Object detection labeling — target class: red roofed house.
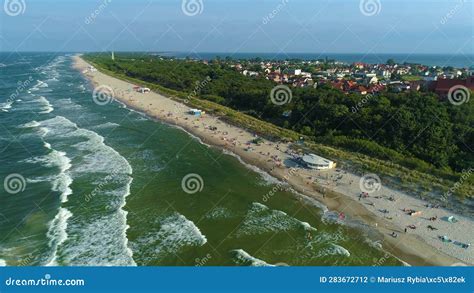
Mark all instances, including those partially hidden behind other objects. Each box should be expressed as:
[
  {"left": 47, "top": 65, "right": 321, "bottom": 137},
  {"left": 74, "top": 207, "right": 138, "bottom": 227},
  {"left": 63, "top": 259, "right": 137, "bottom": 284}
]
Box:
[{"left": 434, "top": 76, "right": 474, "bottom": 97}]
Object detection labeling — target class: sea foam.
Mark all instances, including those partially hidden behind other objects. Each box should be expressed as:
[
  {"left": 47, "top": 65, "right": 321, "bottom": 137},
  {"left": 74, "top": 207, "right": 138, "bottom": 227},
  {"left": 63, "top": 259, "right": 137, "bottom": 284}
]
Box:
[{"left": 231, "top": 249, "right": 274, "bottom": 267}]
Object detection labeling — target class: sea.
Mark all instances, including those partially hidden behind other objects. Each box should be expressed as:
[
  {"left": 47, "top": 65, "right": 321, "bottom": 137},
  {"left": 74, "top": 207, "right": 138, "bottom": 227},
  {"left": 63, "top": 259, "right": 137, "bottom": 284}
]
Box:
[
  {"left": 0, "top": 53, "right": 399, "bottom": 266},
  {"left": 168, "top": 52, "right": 474, "bottom": 68}
]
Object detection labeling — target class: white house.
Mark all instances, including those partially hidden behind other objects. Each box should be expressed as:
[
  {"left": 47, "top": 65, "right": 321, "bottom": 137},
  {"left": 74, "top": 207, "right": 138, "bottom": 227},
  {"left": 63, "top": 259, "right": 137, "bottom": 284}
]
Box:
[
  {"left": 137, "top": 87, "right": 151, "bottom": 93},
  {"left": 287, "top": 69, "right": 302, "bottom": 76},
  {"left": 189, "top": 109, "right": 203, "bottom": 116},
  {"left": 301, "top": 154, "right": 335, "bottom": 170}
]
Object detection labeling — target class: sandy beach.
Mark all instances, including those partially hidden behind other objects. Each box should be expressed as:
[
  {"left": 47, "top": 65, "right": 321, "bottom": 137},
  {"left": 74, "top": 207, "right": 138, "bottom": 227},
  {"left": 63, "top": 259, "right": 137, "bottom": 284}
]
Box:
[{"left": 74, "top": 55, "right": 473, "bottom": 266}]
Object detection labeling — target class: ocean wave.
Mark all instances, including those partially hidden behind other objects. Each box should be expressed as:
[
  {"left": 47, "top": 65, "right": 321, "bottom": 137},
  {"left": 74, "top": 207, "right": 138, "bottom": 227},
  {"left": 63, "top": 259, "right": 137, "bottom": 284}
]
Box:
[
  {"left": 131, "top": 213, "right": 207, "bottom": 261},
  {"left": 39, "top": 106, "right": 54, "bottom": 114},
  {"left": 22, "top": 148, "right": 73, "bottom": 204},
  {"left": 36, "top": 115, "right": 135, "bottom": 266},
  {"left": 234, "top": 202, "right": 317, "bottom": 237},
  {"left": 315, "top": 244, "right": 351, "bottom": 258},
  {"left": 93, "top": 122, "right": 120, "bottom": 129},
  {"left": 19, "top": 121, "right": 40, "bottom": 128},
  {"left": 60, "top": 211, "right": 136, "bottom": 266},
  {"left": 23, "top": 149, "right": 71, "bottom": 173},
  {"left": 45, "top": 208, "right": 73, "bottom": 266},
  {"left": 0, "top": 101, "right": 13, "bottom": 111},
  {"left": 231, "top": 249, "right": 274, "bottom": 267},
  {"left": 204, "top": 206, "right": 233, "bottom": 220},
  {"left": 36, "top": 96, "right": 54, "bottom": 114},
  {"left": 30, "top": 80, "right": 49, "bottom": 91},
  {"left": 38, "top": 116, "right": 132, "bottom": 175}
]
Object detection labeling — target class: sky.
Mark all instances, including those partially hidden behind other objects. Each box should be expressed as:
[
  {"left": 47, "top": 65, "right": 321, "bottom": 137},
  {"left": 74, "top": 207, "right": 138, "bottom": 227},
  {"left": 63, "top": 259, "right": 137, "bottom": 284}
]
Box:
[{"left": 0, "top": 0, "right": 473, "bottom": 55}]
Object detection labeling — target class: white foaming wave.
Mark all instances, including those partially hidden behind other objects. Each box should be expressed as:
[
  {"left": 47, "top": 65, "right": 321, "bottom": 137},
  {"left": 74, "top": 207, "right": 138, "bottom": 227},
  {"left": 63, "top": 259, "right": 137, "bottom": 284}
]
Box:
[
  {"left": 52, "top": 172, "right": 73, "bottom": 203},
  {"left": 0, "top": 101, "right": 13, "bottom": 110},
  {"left": 39, "top": 106, "right": 54, "bottom": 114},
  {"left": 37, "top": 115, "right": 135, "bottom": 266},
  {"left": 55, "top": 99, "right": 82, "bottom": 110},
  {"left": 45, "top": 207, "right": 73, "bottom": 266},
  {"left": 234, "top": 202, "right": 317, "bottom": 237},
  {"left": 231, "top": 249, "right": 274, "bottom": 267},
  {"left": 23, "top": 149, "right": 73, "bottom": 204},
  {"left": 36, "top": 96, "right": 54, "bottom": 114},
  {"left": 204, "top": 206, "right": 233, "bottom": 220},
  {"left": 23, "top": 149, "right": 71, "bottom": 173},
  {"left": 30, "top": 80, "right": 49, "bottom": 91},
  {"left": 93, "top": 122, "right": 120, "bottom": 129},
  {"left": 60, "top": 209, "right": 136, "bottom": 266},
  {"left": 131, "top": 213, "right": 207, "bottom": 260},
  {"left": 315, "top": 244, "right": 351, "bottom": 258},
  {"left": 38, "top": 116, "right": 131, "bottom": 175},
  {"left": 71, "top": 128, "right": 132, "bottom": 175},
  {"left": 38, "top": 116, "right": 75, "bottom": 137},
  {"left": 19, "top": 121, "right": 40, "bottom": 128}
]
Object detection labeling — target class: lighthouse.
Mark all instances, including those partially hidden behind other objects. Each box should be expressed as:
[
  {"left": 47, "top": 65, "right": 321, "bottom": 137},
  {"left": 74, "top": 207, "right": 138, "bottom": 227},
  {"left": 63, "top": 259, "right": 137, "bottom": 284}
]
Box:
[{"left": 111, "top": 51, "right": 115, "bottom": 61}]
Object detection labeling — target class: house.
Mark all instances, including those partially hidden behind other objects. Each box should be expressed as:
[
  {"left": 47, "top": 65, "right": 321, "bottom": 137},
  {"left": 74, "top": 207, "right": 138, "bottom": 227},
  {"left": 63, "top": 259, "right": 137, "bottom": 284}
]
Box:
[
  {"left": 136, "top": 87, "right": 150, "bottom": 93},
  {"left": 353, "top": 62, "right": 365, "bottom": 69},
  {"left": 433, "top": 76, "right": 474, "bottom": 97},
  {"left": 364, "top": 76, "right": 379, "bottom": 86},
  {"left": 300, "top": 154, "right": 335, "bottom": 170},
  {"left": 353, "top": 86, "right": 368, "bottom": 95},
  {"left": 287, "top": 69, "right": 302, "bottom": 76},
  {"left": 189, "top": 109, "right": 203, "bottom": 116}
]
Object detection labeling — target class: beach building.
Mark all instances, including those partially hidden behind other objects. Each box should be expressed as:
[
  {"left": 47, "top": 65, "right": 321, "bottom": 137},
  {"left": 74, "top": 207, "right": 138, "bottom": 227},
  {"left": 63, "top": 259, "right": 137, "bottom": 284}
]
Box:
[
  {"left": 189, "top": 109, "right": 203, "bottom": 116},
  {"left": 300, "top": 154, "right": 335, "bottom": 170},
  {"left": 136, "top": 87, "right": 151, "bottom": 93}
]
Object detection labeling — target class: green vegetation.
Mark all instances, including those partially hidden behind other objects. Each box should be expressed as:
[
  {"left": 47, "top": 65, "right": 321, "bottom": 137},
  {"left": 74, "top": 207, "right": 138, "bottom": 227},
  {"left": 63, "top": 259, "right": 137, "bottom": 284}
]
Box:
[
  {"left": 401, "top": 75, "right": 423, "bottom": 81},
  {"left": 84, "top": 53, "right": 473, "bottom": 199}
]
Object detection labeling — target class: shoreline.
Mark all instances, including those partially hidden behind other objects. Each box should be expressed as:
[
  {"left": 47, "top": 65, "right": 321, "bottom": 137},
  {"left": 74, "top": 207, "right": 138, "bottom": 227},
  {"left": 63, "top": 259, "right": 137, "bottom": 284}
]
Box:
[{"left": 73, "top": 55, "right": 473, "bottom": 266}]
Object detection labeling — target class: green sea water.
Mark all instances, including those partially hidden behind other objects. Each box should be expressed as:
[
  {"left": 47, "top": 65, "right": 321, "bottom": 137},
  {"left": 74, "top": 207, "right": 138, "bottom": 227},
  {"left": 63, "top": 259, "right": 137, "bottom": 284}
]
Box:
[{"left": 0, "top": 53, "right": 400, "bottom": 266}]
